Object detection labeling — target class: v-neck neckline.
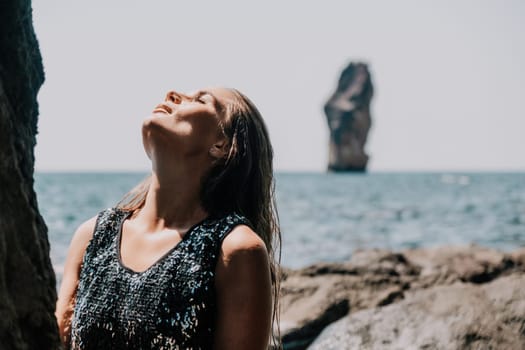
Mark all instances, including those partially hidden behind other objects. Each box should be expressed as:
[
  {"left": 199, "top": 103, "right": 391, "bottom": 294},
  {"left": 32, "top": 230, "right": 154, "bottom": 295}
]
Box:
[{"left": 116, "top": 211, "right": 209, "bottom": 275}]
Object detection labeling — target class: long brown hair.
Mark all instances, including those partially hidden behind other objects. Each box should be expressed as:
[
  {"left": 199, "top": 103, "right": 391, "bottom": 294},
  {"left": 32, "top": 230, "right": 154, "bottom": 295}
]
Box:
[{"left": 117, "top": 88, "right": 282, "bottom": 347}]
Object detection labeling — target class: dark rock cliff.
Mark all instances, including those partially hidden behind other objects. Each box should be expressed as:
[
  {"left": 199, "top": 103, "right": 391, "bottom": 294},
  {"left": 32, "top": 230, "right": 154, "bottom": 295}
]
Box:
[
  {"left": 324, "top": 62, "right": 373, "bottom": 172},
  {"left": 0, "top": 0, "right": 61, "bottom": 348}
]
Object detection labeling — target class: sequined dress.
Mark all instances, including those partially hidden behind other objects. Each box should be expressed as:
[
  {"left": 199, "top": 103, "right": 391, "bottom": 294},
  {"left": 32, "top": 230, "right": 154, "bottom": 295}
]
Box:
[{"left": 70, "top": 208, "right": 250, "bottom": 350}]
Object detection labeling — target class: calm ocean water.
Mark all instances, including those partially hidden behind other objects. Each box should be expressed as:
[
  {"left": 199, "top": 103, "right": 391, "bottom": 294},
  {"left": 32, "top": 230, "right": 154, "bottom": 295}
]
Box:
[{"left": 35, "top": 172, "right": 525, "bottom": 278}]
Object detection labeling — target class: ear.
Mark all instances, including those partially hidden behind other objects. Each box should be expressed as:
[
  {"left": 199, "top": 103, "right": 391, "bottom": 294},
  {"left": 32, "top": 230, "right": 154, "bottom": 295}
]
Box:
[{"left": 209, "top": 139, "right": 228, "bottom": 159}]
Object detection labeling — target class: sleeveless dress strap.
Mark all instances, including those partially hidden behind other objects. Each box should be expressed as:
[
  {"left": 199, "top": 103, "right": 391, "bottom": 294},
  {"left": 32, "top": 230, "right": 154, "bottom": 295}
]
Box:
[
  {"left": 216, "top": 213, "right": 253, "bottom": 244},
  {"left": 84, "top": 208, "right": 130, "bottom": 257}
]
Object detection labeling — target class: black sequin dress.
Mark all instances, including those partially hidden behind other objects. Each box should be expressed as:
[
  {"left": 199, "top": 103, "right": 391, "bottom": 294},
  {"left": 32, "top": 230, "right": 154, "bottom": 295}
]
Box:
[{"left": 70, "top": 208, "right": 250, "bottom": 350}]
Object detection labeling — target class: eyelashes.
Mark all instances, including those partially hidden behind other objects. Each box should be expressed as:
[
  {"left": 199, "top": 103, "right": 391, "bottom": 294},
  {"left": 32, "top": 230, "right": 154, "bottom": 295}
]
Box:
[{"left": 192, "top": 92, "right": 207, "bottom": 104}]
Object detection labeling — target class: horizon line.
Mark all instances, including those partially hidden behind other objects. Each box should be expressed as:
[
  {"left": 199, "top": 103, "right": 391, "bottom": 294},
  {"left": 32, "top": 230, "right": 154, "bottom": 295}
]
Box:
[{"left": 34, "top": 168, "right": 525, "bottom": 174}]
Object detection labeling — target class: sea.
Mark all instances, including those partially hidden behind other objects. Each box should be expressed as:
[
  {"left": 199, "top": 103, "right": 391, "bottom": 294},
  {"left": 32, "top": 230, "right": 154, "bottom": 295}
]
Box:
[{"left": 35, "top": 172, "right": 525, "bottom": 280}]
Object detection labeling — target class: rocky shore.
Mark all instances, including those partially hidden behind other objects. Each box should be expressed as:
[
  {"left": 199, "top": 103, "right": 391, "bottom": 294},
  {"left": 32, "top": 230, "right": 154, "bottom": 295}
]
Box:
[{"left": 279, "top": 245, "right": 525, "bottom": 349}]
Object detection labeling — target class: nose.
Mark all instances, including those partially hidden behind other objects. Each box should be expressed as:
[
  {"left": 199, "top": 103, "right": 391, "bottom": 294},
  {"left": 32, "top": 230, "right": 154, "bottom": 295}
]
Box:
[{"left": 165, "top": 90, "right": 183, "bottom": 104}]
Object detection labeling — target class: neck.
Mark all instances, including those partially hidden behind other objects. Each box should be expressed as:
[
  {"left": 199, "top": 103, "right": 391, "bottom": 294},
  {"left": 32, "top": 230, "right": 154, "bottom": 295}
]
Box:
[{"left": 137, "top": 160, "right": 209, "bottom": 232}]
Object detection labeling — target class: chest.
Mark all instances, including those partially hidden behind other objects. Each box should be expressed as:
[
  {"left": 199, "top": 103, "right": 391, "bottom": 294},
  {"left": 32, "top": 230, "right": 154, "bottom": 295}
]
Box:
[{"left": 118, "top": 225, "right": 187, "bottom": 274}]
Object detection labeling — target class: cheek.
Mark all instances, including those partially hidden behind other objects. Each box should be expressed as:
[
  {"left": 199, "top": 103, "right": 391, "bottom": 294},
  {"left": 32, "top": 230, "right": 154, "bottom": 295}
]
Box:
[
  {"left": 190, "top": 122, "right": 215, "bottom": 139},
  {"left": 186, "top": 114, "right": 222, "bottom": 139}
]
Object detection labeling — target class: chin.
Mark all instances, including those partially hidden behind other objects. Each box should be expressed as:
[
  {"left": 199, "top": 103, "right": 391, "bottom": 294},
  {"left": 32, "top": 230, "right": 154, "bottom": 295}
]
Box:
[
  {"left": 142, "top": 113, "right": 168, "bottom": 133},
  {"left": 143, "top": 111, "right": 163, "bottom": 124}
]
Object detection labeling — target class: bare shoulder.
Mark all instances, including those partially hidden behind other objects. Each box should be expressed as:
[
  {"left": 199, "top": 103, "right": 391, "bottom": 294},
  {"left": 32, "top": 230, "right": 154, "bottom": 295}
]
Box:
[
  {"left": 56, "top": 215, "right": 98, "bottom": 345},
  {"left": 220, "top": 224, "right": 269, "bottom": 263},
  {"left": 59, "top": 215, "right": 98, "bottom": 291},
  {"left": 217, "top": 224, "right": 270, "bottom": 287},
  {"left": 70, "top": 216, "right": 98, "bottom": 252}
]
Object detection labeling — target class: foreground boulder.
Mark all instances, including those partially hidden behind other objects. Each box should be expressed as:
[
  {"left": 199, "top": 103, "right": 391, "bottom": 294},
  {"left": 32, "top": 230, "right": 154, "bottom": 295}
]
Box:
[
  {"left": 0, "top": 0, "right": 60, "bottom": 348},
  {"left": 280, "top": 245, "right": 525, "bottom": 349},
  {"left": 280, "top": 250, "right": 419, "bottom": 349},
  {"left": 309, "top": 274, "right": 525, "bottom": 349},
  {"left": 324, "top": 62, "right": 374, "bottom": 172}
]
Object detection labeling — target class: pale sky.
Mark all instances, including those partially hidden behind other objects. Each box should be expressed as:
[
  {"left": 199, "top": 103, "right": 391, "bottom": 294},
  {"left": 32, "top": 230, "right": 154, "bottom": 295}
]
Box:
[{"left": 32, "top": 1, "right": 525, "bottom": 172}]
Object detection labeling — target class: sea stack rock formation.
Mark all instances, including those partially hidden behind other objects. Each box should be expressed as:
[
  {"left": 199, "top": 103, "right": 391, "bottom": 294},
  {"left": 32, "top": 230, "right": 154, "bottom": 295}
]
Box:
[
  {"left": 324, "top": 62, "right": 373, "bottom": 172},
  {"left": 0, "top": 0, "right": 61, "bottom": 348}
]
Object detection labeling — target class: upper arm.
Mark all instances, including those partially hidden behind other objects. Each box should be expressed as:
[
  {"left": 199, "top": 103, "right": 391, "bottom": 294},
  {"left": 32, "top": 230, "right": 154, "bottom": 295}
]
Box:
[
  {"left": 214, "top": 225, "right": 272, "bottom": 350},
  {"left": 55, "top": 216, "right": 97, "bottom": 345}
]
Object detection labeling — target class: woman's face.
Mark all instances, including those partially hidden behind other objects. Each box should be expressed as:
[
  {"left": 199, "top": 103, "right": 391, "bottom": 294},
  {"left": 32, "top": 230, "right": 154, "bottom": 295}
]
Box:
[{"left": 142, "top": 87, "right": 237, "bottom": 161}]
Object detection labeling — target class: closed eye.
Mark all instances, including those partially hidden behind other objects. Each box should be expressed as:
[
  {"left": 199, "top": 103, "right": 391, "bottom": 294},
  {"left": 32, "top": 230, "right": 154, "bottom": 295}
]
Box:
[
  {"left": 193, "top": 92, "right": 208, "bottom": 104},
  {"left": 190, "top": 90, "right": 221, "bottom": 111}
]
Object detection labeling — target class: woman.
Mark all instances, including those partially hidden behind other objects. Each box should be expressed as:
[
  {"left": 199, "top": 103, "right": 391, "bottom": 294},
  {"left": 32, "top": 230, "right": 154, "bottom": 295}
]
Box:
[{"left": 55, "top": 87, "right": 281, "bottom": 349}]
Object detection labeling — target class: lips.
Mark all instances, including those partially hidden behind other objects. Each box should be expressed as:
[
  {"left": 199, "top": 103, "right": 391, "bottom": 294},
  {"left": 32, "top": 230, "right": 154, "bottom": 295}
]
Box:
[{"left": 153, "top": 103, "right": 172, "bottom": 114}]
